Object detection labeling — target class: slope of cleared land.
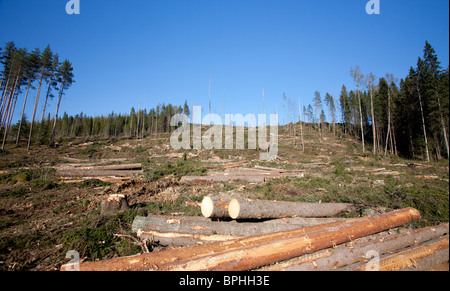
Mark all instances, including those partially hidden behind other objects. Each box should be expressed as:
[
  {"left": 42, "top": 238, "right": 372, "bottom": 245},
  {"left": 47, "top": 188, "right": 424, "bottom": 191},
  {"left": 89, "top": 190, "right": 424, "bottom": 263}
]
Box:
[{"left": 0, "top": 126, "right": 448, "bottom": 270}]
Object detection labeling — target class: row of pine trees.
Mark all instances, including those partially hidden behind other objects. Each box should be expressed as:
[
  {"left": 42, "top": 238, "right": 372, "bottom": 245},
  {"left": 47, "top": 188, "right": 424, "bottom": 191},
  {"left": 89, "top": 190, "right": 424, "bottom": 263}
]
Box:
[
  {"left": 300, "top": 41, "right": 448, "bottom": 161},
  {"left": 0, "top": 41, "right": 74, "bottom": 150}
]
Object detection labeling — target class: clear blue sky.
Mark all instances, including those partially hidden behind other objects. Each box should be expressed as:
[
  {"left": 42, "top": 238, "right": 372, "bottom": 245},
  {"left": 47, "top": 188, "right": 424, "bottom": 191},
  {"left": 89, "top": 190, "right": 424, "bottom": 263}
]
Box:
[{"left": 0, "top": 0, "right": 449, "bottom": 124}]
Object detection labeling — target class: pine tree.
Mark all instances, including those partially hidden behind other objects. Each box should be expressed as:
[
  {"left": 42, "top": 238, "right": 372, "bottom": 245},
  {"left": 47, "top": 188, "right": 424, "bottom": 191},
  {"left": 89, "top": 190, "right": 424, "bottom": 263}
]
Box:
[
  {"left": 350, "top": 66, "right": 365, "bottom": 153},
  {"left": 16, "top": 48, "right": 40, "bottom": 145},
  {"left": 413, "top": 60, "right": 430, "bottom": 161},
  {"left": 50, "top": 59, "right": 74, "bottom": 146},
  {"left": 28, "top": 45, "right": 52, "bottom": 150},
  {"left": 339, "top": 85, "right": 350, "bottom": 134},
  {"left": 366, "top": 72, "right": 377, "bottom": 154},
  {"left": 313, "top": 91, "right": 322, "bottom": 140},
  {"left": 422, "top": 41, "right": 449, "bottom": 159},
  {"left": 38, "top": 52, "right": 59, "bottom": 139}
]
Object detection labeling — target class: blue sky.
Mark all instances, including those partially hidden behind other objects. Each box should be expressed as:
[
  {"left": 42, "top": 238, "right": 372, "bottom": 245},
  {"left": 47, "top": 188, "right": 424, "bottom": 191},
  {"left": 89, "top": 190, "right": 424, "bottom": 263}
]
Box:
[{"left": 0, "top": 0, "right": 449, "bottom": 124}]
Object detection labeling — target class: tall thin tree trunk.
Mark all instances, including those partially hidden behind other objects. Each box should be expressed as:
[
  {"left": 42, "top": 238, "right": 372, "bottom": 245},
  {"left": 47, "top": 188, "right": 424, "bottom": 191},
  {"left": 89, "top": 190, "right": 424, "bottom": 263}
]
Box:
[
  {"left": 392, "top": 122, "right": 398, "bottom": 156},
  {"left": 299, "top": 97, "right": 304, "bottom": 152},
  {"left": 1, "top": 89, "right": 14, "bottom": 150},
  {"left": 435, "top": 91, "right": 449, "bottom": 160},
  {"left": 357, "top": 88, "right": 365, "bottom": 152},
  {"left": 136, "top": 106, "right": 140, "bottom": 137},
  {"left": 50, "top": 82, "right": 65, "bottom": 146},
  {"left": 370, "top": 87, "right": 376, "bottom": 154},
  {"left": 384, "top": 91, "right": 391, "bottom": 156},
  {"left": 416, "top": 84, "right": 430, "bottom": 161},
  {"left": 28, "top": 70, "right": 45, "bottom": 150},
  {"left": 39, "top": 79, "right": 53, "bottom": 138},
  {"left": 16, "top": 72, "right": 33, "bottom": 145},
  {"left": 1, "top": 72, "right": 20, "bottom": 150}
]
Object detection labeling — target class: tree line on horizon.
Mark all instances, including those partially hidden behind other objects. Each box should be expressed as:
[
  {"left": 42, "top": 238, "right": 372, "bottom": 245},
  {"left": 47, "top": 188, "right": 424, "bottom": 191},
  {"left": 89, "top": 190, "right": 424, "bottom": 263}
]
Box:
[
  {"left": 0, "top": 41, "right": 74, "bottom": 150},
  {"left": 298, "top": 41, "right": 448, "bottom": 161},
  {"left": 1, "top": 41, "right": 448, "bottom": 162}
]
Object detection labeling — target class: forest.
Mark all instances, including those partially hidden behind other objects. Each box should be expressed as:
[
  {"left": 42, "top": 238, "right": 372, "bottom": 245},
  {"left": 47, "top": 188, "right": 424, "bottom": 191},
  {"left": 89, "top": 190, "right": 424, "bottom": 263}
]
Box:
[{"left": 0, "top": 40, "right": 448, "bottom": 162}]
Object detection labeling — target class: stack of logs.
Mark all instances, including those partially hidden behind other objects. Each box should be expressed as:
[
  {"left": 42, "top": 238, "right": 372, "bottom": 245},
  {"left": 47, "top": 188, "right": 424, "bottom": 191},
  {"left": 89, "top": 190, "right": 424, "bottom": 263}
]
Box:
[{"left": 61, "top": 197, "right": 449, "bottom": 271}]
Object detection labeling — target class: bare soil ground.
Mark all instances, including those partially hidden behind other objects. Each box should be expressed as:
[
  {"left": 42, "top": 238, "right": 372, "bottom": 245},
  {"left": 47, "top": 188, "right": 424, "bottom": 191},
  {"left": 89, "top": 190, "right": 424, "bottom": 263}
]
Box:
[{"left": 0, "top": 128, "right": 448, "bottom": 270}]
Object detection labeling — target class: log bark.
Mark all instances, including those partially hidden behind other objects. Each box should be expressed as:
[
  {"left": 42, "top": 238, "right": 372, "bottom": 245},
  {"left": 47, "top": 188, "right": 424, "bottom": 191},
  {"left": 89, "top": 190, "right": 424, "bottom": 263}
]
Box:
[
  {"left": 201, "top": 196, "right": 232, "bottom": 219},
  {"left": 181, "top": 167, "right": 304, "bottom": 183},
  {"left": 56, "top": 169, "right": 142, "bottom": 178},
  {"left": 158, "top": 208, "right": 421, "bottom": 271},
  {"left": 59, "top": 163, "right": 142, "bottom": 171},
  {"left": 181, "top": 175, "right": 265, "bottom": 183},
  {"left": 132, "top": 214, "right": 348, "bottom": 246},
  {"left": 137, "top": 230, "right": 238, "bottom": 246},
  {"left": 228, "top": 198, "right": 352, "bottom": 219},
  {"left": 339, "top": 236, "right": 449, "bottom": 271},
  {"left": 64, "top": 214, "right": 350, "bottom": 271},
  {"left": 261, "top": 223, "right": 449, "bottom": 271}
]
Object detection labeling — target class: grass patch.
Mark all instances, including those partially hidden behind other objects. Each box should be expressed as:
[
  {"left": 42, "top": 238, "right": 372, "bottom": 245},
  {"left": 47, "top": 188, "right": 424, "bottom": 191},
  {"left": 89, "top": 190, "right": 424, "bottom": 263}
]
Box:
[{"left": 144, "top": 156, "right": 207, "bottom": 181}]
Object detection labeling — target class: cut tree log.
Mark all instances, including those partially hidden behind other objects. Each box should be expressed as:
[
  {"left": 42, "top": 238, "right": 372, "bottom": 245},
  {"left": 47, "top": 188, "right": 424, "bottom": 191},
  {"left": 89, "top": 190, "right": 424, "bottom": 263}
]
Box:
[
  {"left": 137, "top": 230, "right": 239, "bottom": 246},
  {"left": 56, "top": 169, "right": 142, "bottom": 178},
  {"left": 181, "top": 175, "right": 265, "bottom": 183},
  {"left": 181, "top": 167, "right": 304, "bottom": 183},
  {"left": 228, "top": 198, "right": 352, "bottom": 219},
  {"left": 63, "top": 214, "right": 351, "bottom": 271},
  {"left": 132, "top": 214, "right": 348, "bottom": 246},
  {"left": 201, "top": 196, "right": 233, "bottom": 219},
  {"left": 260, "top": 223, "right": 449, "bottom": 271},
  {"left": 338, "top": 236, "right": 449, "bottom": 271},
  {"left": 100, "top": 194, "right": 129, "bottom": 215},
  {"left": 57, "top": 163, "right": 142, "bottom": 171},
  {"left": 157, "top": 208, "right": 421, "bottom": 271}
]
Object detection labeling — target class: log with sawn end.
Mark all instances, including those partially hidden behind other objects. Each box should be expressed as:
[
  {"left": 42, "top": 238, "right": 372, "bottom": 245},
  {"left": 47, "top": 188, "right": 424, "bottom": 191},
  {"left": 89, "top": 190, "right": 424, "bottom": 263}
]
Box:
[
  {"left": 201, "top": 196, "right": 233, "bottom": 219},
  {"left": 228, "top": 198, "right": 352, "bottom": 219}
]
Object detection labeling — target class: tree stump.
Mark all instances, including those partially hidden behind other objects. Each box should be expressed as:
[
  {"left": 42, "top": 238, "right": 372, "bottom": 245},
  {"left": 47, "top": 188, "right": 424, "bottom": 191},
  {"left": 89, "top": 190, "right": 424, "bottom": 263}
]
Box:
[{"left": 101, "top": 194, "right": 129, "bottom": 215}]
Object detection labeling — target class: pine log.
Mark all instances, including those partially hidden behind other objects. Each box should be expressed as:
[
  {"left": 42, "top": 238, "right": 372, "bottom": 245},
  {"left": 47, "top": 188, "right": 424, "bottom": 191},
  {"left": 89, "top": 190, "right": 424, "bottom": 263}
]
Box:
[
  {"left": 132, "top": 214, "right": 349, "bottom": 246},
  {"left": 56, "top": 169, "right": 142, "bottom": 177},
  {"left": 228, "top": 198, "right": 352, "bottom": 219},
  {"left": 260, "top": 223, "right": 449, "bottom": 271},
  {"left": 339, "top": 236, "right": 449, "bottom": 271},
  {"left": 58, "top": 163, "right": 142, "bottom": 171},
  {"left": 158, "top": 208, "right": 421, "bottom": 271},
  {"left": 263, "top": 217, "right": 348, "bottom": 226},
  {"left": 63, "top": 214, "right": 350, "bottom": 271},
  {"left": 137, "top": 230, "right": 238, "bottom": 246},
  {"left": 201, "top": 196, "right": 233, "bottom": 219},
  {"left": 181, "top": 175, "right": 266, "bottom": 183}
]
